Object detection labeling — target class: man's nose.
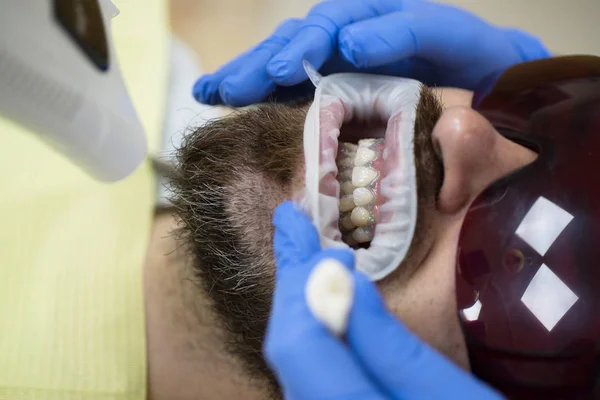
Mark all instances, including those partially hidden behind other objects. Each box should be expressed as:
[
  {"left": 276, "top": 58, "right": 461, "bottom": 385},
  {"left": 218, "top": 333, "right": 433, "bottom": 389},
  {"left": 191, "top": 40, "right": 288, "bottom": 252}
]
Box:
[{"left": 432, "top": 106, "right": 537, "bottom": 214}]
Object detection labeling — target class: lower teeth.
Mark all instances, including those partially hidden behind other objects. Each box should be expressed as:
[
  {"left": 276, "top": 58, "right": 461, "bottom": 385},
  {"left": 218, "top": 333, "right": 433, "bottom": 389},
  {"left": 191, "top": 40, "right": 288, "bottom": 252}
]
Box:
[
  {"left": 353, "top": 187, "right": 373, "bottom": 206},
  {"left": 336, "top": 138, "right": 384, "bottom": 247},
  {"left": 350, "top": 207, "right": 371, "bottom": 227},
  {"left": 352, "top": 227, "right": 373, "bottom": 243}
]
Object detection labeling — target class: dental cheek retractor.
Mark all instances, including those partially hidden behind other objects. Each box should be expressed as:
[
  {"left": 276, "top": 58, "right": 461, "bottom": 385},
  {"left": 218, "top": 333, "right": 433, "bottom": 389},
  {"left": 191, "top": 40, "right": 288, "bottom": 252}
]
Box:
[
  {"left": 302, "top": 62, "right": 422, "bottom": 282},
  {"left": 302, "top": 63, "right": 422, "bottom": 335}
]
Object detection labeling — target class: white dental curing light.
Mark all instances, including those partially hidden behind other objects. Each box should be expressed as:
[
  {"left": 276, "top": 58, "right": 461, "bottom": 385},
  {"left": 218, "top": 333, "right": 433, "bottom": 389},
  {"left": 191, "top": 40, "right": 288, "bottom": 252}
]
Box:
[{"left": 0, "top": 0, "right": 147, "bottom": 181}]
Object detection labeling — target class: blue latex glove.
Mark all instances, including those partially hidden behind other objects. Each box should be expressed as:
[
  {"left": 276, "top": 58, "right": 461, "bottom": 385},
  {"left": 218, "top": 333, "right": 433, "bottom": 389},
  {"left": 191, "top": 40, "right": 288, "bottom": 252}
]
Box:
[
  {"left": 193, "top": 0, "right": 550, "bottom": 106},
  {"left": 265, "top": 201, "right": 504, "bottom": 400}
]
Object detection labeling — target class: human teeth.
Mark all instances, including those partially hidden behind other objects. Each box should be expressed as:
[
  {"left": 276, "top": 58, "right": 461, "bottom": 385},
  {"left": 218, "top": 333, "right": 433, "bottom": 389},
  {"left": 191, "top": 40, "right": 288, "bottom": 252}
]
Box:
[
  {"left": 340, "top": 181, "right": 356, "bottom": 195},
  {"left": 352, "top": 227, "right": 373, "bottom": 243},
  {"left": 354, "top": 147, "right": 375, "bottom": 166},
  {"left": 336, "top": 140, "right": 382, "bottom": 248},
  {"left": 350, "top": 207, "right": 371, "bottom": 227},
  {"left": 338, "top": 157, "right": 354, "bottom": 168},
  {"left": 352, "top": 167, "right": 377, "bottom": 187},
  {"left": 341, "top": 142, "right": 358, "bottom": 152},
  {"left": 339, "top": 195, "right": 355, "bottom": 212},
  {"left": 338, "top": 168, "right": 353, "bottom": 180},
  {"left": 344, "top": 233, "right": 358, "bottom": 247},
  {"left": 340, "top": 215, "right": 354, "bottom": 230},
  {"left": 360, "top": 138, "right": 376, "bottom": 146},
  {"left": 353, "top": 187, "right": 374, "bottom": 206}
]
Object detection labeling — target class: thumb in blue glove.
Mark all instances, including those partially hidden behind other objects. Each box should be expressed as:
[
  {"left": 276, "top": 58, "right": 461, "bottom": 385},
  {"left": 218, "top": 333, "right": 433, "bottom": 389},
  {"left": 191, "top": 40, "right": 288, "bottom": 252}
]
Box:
[{"left": 265, "top": 201, "right": 504, "bottom": 399}]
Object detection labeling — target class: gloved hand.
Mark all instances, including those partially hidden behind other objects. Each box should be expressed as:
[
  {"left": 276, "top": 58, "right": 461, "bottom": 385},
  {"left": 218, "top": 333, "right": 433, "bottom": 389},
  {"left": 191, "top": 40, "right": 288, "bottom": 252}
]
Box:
[
  {"left": 265, "top": 201, "right": 504, "bottom": 399},
  {"left": 193, "top": 0, "right": 550, "bottom": 107}
]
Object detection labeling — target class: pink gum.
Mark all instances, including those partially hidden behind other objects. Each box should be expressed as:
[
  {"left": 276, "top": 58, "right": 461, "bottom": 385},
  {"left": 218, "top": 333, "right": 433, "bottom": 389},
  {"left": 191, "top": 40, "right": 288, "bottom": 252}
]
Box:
[
  {"left": 369, "top": 140, "right": 385, "bottom": 225},
  {"left": 318, "top": 99, "right": 346, "bottom": 241},
  {"left": 318, "top": 99, "right": 345, "bottom": 199}
]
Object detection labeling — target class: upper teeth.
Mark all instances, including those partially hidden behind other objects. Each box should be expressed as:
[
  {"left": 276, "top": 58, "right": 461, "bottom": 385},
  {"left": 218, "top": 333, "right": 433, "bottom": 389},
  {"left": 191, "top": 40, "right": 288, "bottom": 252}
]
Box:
[
  {"left": 350, "top": 206, "right": 371, "bottom": 227},
  {"left": 339, "top": 195, "right": 356, "bottom": 212},
  {"left": 352, "top": 167, "right": 377, "bottom": 187},
  {"left": 353, "top": 187, "right": 374, "bottom": 206},
  {"left": 339, "top": 168, "right": 353, "bottom": 180},
  {"left": 340, "top": 181, "right": 356, "bottom": 195},
  {"left": 341, "top": 142, "right": 359, "bottom": 152},
  {"left": 354, "top": 147, "right": 376, "bottom": 166},
  {"left": 360, "top": 138, "right": 376, "bottom": 146},
  {"left": 335, "top": 138, "right": 384, "bottom": 248},
  {"left": 338, "top": 157, "right": 354, "bottom": 168}
]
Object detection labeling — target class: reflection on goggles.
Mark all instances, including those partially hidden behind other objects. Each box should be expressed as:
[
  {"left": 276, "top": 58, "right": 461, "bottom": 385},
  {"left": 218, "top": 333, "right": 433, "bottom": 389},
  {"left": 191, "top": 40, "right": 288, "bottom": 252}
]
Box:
[{"left": 457, "top": 56, "right": 600, "bottom": 399}]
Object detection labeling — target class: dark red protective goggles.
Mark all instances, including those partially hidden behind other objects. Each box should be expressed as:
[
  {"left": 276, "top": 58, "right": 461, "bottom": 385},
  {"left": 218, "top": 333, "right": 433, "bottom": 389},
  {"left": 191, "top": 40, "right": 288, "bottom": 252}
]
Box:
[{"left": 456, "top": 56, "right": 600, "bottom": 399}]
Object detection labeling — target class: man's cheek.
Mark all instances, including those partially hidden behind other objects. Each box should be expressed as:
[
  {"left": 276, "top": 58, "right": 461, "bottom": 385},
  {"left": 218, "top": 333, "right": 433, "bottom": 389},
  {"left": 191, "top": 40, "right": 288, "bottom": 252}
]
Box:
[{"left": 377, "top": 257, "right": 469, "bottom": 369}]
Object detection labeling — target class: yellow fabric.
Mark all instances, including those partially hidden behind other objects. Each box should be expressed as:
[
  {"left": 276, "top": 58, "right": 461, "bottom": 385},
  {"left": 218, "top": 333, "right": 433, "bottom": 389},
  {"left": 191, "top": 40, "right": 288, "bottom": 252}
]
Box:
[{"left": 0, "top": 1, "right": 169, "bottom": 399}]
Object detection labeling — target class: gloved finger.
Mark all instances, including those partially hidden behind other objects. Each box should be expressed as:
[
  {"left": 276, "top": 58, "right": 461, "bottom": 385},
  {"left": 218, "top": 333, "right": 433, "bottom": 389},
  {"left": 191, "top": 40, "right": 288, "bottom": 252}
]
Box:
[
  {"left": 266, "top": 0, "right": 397, "bottom": 85},
  {"left": 272, "top": 201, "right": 354, "bottom": 294},
  {"left": 266, "top": 26, "right": 332, "bottom": 86},
  {"left": 218, "top": 49, "right": 278, "bottom": 106},
  {"left": 347, "top": 272, "right": 503, "bottom": 399},
  {"left": 272, "top": 201, "right": 321, "bottom": 276},
  {"left": 336, "top": 2, "right": 470, "bottom": 68},
  {"left": 194, "top": 18, "right": 302, "bottom": 106},
  {"left": 339, "top": 2, "right": 501, "bottom": 66},
  {"left": 267, "top": 56, "right": 425, "bottom": 103},
  {"left": 265, "top": 298, "right": 385, "bottom": 400},
  {"left": 265, "top": 247, "right": 381, "bottom": 399},
  {"left": 317, "top": 55, "right": 438, "bottom": 86},
  {"left": 500, "top": 27, "right": 551, "bottom": 60},
  {"left": 192, "top": 49, "right": 252, "bottom": 105},
  {"left": 338, "top": 12, "right": 418, "bottom": 68},
  {"left": 219, "top": 18, "right": 303, "bottom": 106},
  {"left": 274, "top": 247, "right": 355, "bottom": 303},
  {"left": 266, "top": 79, "right": 316, "bottom": 103}
]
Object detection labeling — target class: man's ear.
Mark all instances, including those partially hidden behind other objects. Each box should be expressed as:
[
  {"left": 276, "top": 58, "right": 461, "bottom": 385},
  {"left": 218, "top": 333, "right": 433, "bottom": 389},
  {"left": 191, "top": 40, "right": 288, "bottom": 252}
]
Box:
[{"left": 432, "top": 106, "right": 537, "bottom": 215}]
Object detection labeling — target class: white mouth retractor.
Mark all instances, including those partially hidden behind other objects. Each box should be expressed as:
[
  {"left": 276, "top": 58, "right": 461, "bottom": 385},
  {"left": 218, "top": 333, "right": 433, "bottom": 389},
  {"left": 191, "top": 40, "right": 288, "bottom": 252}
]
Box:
[{"left": 302, "top": 62, "right": 422, "bottom": 281}]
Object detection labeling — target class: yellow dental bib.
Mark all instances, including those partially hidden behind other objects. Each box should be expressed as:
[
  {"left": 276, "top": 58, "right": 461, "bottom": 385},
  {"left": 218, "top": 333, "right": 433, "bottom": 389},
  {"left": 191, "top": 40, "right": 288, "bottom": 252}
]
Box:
[{"left": 0, "top": 1, "right": 168, "bottom": 398}]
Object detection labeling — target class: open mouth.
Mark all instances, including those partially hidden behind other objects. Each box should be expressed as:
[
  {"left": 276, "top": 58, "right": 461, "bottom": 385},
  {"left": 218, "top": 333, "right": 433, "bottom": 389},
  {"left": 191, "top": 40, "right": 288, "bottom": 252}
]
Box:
[{"left": 303, "top": 73, "right": 422, "bottom": 280}]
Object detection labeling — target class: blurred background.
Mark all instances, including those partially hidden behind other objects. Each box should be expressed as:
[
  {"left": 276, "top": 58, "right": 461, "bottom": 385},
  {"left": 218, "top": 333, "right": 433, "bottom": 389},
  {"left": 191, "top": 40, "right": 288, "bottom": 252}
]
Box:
[
  {"left": 171, "top": 0, "right": 600, "bottom": 73},
  {"left": 1, "top": 3, "right": 598, "bottom": 398}
]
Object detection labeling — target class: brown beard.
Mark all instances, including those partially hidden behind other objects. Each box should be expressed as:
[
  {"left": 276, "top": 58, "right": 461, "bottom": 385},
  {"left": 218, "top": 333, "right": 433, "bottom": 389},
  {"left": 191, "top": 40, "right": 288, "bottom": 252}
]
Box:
[{"left": 170, "top": 85, "right": 443, "bottom": 397}]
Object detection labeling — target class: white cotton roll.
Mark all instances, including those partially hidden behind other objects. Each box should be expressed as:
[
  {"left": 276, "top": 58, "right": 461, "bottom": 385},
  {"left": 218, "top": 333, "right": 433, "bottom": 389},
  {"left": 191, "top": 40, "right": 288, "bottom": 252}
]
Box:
[{"left": 305, "top": 258, "right": 354, "bottom": 336}]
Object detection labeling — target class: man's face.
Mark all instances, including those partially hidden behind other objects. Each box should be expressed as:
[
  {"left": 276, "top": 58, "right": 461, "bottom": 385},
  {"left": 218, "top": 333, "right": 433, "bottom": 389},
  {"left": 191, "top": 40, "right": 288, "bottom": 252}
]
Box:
[{"left": 171, "top": 85, "right": 537, "bottom": 388}]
